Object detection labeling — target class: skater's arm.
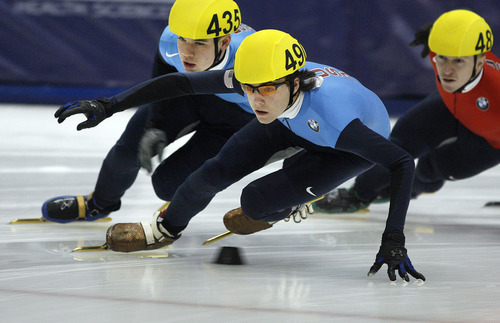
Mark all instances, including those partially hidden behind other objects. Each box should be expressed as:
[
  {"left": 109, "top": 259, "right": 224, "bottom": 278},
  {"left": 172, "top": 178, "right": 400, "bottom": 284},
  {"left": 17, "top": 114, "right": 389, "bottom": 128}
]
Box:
[
  {"left": 336, "top": 119, "right": 425, "bottom": 283},
  {"left": 111, "top": 69, "right": 242, "bottom": 112},
  {"left": 55, "top": 70, "right": 243, "bottom": 130},
  {"left": 110, "top": 73, "right": 195, "bottom": 112},
  {"left": 335, "top": 119, "right": 415, "bottom": 233},
  {"left": 113, "top": 69, "right": 241, "bottom": 112}
]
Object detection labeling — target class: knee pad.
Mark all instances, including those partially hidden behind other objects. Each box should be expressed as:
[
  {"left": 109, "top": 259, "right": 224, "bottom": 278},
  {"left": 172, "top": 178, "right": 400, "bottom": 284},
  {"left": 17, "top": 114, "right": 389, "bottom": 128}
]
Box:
[
  {"left": 240, "top": 184, "right": 265, "bottom": 220},
  {"left": 416, "top": 154, "right": 443, "bottom": 183},
  {"left": 241, "top": 184, "right": 291, "bottom": 222},
  {"left": 414, "top": 155, "right": 445, "bottom": 195},
  {"left": 151, "top": 168, "right": 176, "bottom": 201}
]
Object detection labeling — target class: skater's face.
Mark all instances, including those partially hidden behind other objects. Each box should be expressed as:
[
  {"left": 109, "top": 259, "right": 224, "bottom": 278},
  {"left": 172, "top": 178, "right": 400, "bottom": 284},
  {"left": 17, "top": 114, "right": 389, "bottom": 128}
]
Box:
[
  {"left": 177, "top": 35, "right": 231, "bottom": 72},
  {"left": 434, "top": 54, "right": 485, "bottom": 92},
  {"left": 242, "top": 77, "right": 300, "bottom": 124}
]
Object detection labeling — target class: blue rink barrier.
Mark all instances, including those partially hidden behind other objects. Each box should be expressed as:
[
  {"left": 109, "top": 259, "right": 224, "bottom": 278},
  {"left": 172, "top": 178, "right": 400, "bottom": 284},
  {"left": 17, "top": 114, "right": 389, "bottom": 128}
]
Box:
[
  {"left": 0, "top": 84, "right": 126, "bottom": 105},
  {"left": 1, "top": 0, "right": 498, "bottom": 106}
]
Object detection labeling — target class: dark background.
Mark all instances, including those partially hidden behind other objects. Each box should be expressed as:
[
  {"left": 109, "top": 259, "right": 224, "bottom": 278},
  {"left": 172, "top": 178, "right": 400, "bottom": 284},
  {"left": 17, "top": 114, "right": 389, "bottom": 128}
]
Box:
[{"left": 1, "top": 0, "right": 498, "bottom": 114}]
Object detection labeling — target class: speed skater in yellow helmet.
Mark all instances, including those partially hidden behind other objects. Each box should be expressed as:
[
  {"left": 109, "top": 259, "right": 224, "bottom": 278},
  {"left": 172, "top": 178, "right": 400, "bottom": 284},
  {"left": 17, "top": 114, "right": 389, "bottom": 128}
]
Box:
[
  {"left": 235, "top": 29, "right": 310, "bottom": 107},
  {"left": 234, "top": 29, "right": 306, "bottom": 84},
  {"left": 169, "top": 0, "right": 242, "bottom": 70},
  {"left": 428, "top": 9, "right": 493, "bottom": 57},
  {"left": 428, "top": 9, "right": 493, "bottom": 93},
  {"left": 169, "top": 0, "right": 241, "bottom": 39}
]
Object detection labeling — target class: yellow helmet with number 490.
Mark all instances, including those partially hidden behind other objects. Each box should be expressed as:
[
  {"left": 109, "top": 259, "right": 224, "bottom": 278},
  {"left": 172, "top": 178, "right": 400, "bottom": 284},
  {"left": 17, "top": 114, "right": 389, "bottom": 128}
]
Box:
[
  {"left": 169, "top": 0, "right": 241, "bottom": 39},
  {"left": 235, "top": 29, "right": 307, "bottom": 84},
  {"left": 428, "top": 9, "right": 493, "bottom": 57}
]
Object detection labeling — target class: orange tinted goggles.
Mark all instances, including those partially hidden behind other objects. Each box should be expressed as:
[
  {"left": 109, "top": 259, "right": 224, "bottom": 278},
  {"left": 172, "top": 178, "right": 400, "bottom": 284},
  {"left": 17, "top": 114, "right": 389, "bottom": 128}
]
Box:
[{"left": 241, "top": 80, "right": 288, "bottom": 96}]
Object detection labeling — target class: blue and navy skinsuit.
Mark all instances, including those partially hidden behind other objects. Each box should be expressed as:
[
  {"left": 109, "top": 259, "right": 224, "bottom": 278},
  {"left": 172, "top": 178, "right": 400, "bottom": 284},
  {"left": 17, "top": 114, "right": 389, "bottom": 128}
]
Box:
[
  {"left": 108, "top": 61, "right": 415, "bottom": 236},
  {"left": 92, "top": 24, "right": 255, "bottom": 211}
]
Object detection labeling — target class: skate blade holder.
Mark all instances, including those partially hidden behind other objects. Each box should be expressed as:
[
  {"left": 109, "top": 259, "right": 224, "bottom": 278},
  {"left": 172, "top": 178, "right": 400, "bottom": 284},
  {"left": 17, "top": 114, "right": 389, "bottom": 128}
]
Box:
[
  {"left": 71, "top": 202, "right": 173, "bottom": 253},
  {"left": 202, "top": 231, "right": 235, "bottom": 246},
  {"left": 72, "top": 244, "right": 110, "bottom": 252},
  {"left": 8, "top": 217, "right": 113, "bottom": 224},
  {"left": 202, "top": 195, "right": 325, "bottom": 246},
  {"left": 71, "top": 243, "right": 170, "bottom": 253}
]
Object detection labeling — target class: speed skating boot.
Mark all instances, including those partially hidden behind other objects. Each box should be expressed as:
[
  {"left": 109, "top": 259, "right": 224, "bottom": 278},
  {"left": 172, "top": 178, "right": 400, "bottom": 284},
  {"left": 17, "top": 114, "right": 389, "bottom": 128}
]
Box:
[
  {"left": 313, "top": 188, "right": 372, "bottom": 213},
  {"left": 106, "top": 203, "right": 179, "bottom": 252},
  {"left": 223, "top": 207, "right": 273, "bottom": 235},
  {"left": 42, "top": 193, "right": 120, "bottom": 223}
]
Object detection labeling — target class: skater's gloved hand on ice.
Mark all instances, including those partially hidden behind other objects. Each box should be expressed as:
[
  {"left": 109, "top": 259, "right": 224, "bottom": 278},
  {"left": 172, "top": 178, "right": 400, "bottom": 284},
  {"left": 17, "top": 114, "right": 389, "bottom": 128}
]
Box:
[
  {"left": 368, "top": 232, "right": 426, "bottom": 282},
  {"left": 138, "top": 128, "right": 167, "bottom": 173},
  {"left": 55, "top": 98, "right": 114, "bottom": 130}
]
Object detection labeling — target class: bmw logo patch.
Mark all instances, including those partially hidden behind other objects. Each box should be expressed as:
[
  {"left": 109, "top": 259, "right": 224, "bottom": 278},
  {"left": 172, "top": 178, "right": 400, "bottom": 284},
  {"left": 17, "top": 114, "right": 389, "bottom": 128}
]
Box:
[
  {"left": 476, "top": 97, "right": 489, "bottom": 111},
  {"left": 307, "top": 119, "right": 319, "bottom": 132}
]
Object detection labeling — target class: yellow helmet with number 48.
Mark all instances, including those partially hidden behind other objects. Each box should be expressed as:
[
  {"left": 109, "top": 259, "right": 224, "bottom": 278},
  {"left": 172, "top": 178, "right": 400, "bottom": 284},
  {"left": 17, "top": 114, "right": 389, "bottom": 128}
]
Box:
[
  {"left": 428, "top": 9, "right": 493, "bottom": 57},
  {"left": 169, "top": 0, "right": 241, "bottom": 39},
  {"left": 235, "top": 29, "right": 307, "bottom": 84}
]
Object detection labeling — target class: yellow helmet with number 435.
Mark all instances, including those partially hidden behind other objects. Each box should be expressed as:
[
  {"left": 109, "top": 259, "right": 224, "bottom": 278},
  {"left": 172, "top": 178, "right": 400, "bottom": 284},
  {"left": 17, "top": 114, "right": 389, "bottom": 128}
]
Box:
[
  {"left": 169, "top": 0, "right": 241, "bottom": 39},
  {"left": 428, "top": 9, "right": 493, "bottom": 57},
  {"left": 235, "top": 29, "right": 307, "bottom": 84}
]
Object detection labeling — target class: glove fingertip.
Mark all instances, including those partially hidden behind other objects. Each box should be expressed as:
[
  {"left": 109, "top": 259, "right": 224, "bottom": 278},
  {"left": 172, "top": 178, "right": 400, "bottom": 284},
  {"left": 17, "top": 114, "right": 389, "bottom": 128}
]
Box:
[
  {"left": 77, "top": 124, "right": 88, "bottom": 131},
  {"left": 368, "top": 264, "right": 380, "bottom": 277},
  {"left": 417, "top": 273, "right": 426, "bottom": 281},
  {"left": 387, "top": 269, "right": 397, "bottom": 281},
  {"left": 407, "top": 268, "right": 426, "bottom": 281}
]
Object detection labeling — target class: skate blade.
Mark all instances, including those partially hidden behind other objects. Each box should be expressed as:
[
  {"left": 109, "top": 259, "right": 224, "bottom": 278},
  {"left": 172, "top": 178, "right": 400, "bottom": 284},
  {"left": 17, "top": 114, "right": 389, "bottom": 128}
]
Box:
[
  {"left": 8, "top": 217, "right": 112, "bottom": 224},
  {"left": 202, "top": 196, "right": 326, "bottom": 246},
  {"left": 72, "top": 244, "right": 109, "bottom": 252},
  {"left": 202, "top": 231, "right": 234, "bottom": 246},
  {"left": 73, "top": 252, "right": 171, "bottom": 261},
  {"left": 71, "top": 244, "right": 170, "bottom": 252}
]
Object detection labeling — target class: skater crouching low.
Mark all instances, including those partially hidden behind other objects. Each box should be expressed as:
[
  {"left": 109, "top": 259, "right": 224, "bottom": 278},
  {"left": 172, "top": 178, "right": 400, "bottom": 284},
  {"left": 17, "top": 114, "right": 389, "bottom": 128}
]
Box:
[{"left": 56, "top": 30, "right": 425, "bottom": 282}]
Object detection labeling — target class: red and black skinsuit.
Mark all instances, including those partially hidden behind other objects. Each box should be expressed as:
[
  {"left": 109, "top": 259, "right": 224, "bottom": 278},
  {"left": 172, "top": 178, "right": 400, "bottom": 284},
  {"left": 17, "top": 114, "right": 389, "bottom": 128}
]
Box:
[{"left": 353, "top": 51, "right": 500, "bottom": 199}]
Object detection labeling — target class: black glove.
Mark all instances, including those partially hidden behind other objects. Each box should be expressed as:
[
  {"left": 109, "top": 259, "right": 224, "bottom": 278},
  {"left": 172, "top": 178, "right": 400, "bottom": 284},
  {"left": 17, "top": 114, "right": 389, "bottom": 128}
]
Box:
[
  {"left": 368, "top": 232, "right": 426, "bottom": 282},
  {"left": 54, "top": 97, "right": 113, "bottom": 130},
  {"left": 409, "top": 22, "right": 433, "bottom": 58},
  {"left": 138, "top": 128, "right": 167, "bottom": 173}
]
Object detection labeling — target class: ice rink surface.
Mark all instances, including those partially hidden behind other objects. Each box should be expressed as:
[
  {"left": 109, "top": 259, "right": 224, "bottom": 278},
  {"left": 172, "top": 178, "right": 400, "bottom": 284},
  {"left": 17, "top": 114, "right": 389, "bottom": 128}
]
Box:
[{"left": 0, "top": 104, "right": 499, "bottom": 322}]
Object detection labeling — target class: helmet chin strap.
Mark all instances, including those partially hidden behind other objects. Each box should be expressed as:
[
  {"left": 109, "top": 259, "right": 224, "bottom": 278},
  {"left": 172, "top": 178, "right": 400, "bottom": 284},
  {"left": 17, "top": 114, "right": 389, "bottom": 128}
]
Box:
[
  {"left": 205, "top": 38, "right": 224, "bottom": 71},
  {"left": 287, "top": 80, "right": 300, "bottom": 107},
  {"left": 453, "top": 55, "right": 479, "bottom": 93}
]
